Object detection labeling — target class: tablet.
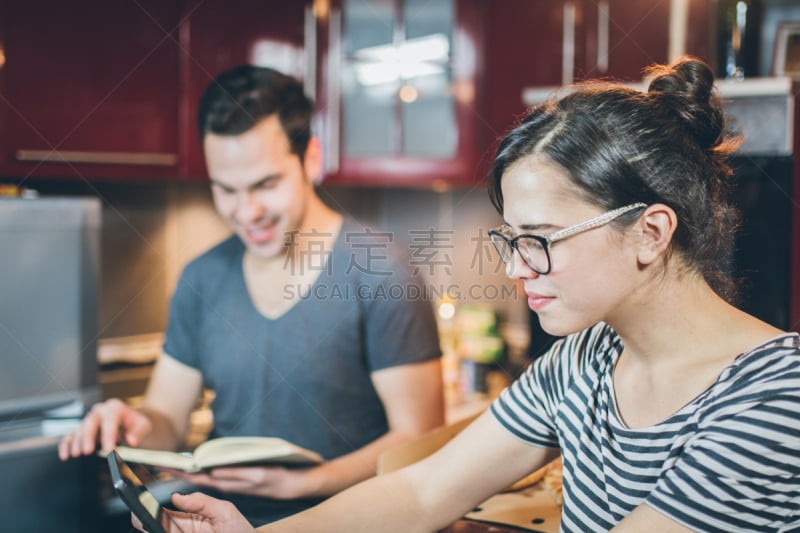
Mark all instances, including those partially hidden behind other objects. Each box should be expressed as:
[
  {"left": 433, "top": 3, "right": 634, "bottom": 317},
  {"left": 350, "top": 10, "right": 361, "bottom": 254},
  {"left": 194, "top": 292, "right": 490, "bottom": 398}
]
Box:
[{"left": 107, "top": 450, "right": 167, "bottom": 533}]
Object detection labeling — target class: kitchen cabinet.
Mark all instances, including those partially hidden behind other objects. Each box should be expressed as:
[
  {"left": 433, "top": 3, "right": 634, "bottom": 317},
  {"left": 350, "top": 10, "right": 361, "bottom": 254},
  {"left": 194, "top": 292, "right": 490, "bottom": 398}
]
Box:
[
  {"left": 0, "top": 431, "right": 102, "bottom": 532},
  {"left": 179, "top": 0, "right": 307, "bottom": 180},
  {"left": 483, "top": 0, "right": 568, "bottom": 140},
  {"left": 592, "top": 0, "right": 711, "bottom": 80},
  {"left": 483, "top": 0, "right": 710, "bottom": 138},
  {"left": 580, "top": 0, "right": 670, "bottom": 80},
  {"left": 319, "top": 0, "right": 486, "bottom": 187},
  {"left": 0, "top": 0, "right": 182, "bottom": 181}
]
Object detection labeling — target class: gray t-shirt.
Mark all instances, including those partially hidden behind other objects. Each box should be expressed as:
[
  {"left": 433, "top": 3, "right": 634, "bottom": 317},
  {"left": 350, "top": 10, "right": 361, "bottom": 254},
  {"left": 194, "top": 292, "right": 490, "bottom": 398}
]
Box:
[{"left": 163, "top": 217, "right": 441, "bottom": 461}]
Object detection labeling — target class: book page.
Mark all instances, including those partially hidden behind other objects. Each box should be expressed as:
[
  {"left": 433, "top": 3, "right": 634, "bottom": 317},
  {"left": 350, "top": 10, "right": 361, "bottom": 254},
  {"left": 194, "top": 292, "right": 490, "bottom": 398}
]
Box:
[
  {"left": 193, "top": 437, "right": 321, "bottom": 469},
  {"left": 115, "top": 446, "right": 195, "bottom": 471}
]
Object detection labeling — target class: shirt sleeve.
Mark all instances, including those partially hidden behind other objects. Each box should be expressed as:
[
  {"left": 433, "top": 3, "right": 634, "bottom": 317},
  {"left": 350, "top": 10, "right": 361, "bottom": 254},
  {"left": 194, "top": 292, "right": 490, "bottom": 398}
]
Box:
[
  {"left": 490, "top": 334, "right": 579, "bottom": 448},
  {"left": 490, "top": 324, "right": 616, "bottom": 449},
  {"left": 162, "top": 263, "right": 202, "bottom": 368},
  {"left": 646, "top": 369, "right": 800, "bottom": 531}
]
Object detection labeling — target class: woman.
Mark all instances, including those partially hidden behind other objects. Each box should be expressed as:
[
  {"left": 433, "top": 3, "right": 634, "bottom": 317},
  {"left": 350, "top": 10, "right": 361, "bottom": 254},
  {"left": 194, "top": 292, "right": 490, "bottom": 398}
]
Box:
[{"left": 137, "top": 57, "right": 800, "bottom": 532}]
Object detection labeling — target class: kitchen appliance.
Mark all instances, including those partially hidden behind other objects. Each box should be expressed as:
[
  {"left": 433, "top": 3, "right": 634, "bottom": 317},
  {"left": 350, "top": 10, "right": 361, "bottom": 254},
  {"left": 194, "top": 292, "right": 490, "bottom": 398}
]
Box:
[
  {"left": 0, "top": 196, "right": 102, "bottom": 532},
  {"left": 0, "top": 196, "right": 100, "bottom": 419}
]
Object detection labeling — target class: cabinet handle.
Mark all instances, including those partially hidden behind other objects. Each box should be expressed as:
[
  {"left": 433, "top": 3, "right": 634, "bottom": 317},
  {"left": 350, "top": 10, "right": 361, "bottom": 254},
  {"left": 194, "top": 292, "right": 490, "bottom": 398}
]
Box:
[
  {"left": 325, "top": 8, "right": 342, "bottom": 174},
  {"left": 15, "top": 150, "right": 177, "bottom": 166},
  {"left": 304, "top": 5, "right": 317, "bottom": 103},
  {"left": 562, "top": 2, "right": 576, "bottom": 85},
  {"left": 597, "top": 0, "right": 609, "bottom": 73},
  {"left": 668, "top": 0, "right": 689, "bottom": 63}
]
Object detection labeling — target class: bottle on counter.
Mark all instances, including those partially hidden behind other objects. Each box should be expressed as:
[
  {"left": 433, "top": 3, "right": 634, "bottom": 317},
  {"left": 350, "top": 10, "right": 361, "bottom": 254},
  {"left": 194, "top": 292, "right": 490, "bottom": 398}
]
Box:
[{"left": 715, "top": 0, "right": 761, "bottom": 79}]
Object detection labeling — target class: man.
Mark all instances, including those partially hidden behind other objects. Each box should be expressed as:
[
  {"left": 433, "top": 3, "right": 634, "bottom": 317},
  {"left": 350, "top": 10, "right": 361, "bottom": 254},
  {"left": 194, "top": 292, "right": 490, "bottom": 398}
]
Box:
[{"left": 59, "top": 65, "right": 444, "bottom": 524}]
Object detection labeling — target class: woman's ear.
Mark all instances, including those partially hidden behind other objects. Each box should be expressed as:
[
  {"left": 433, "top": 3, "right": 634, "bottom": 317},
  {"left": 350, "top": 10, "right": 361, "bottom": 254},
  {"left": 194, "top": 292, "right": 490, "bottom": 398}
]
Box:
[{"left": 637, "top": 203, "right": 678, "bottom": 265}]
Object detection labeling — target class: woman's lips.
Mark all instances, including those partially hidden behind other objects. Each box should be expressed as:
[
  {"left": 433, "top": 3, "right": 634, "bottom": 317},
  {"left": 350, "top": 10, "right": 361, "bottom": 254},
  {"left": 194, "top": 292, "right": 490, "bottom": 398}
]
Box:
[{"left": 527, "top": 292, "right": 555, "bottom": 311}]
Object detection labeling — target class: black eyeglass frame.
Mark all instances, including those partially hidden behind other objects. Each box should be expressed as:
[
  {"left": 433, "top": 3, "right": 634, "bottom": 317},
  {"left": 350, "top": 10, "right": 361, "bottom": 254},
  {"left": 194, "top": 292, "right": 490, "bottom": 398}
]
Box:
[{"left": 487, "top": 202, "right": 647, "bottom": 275}]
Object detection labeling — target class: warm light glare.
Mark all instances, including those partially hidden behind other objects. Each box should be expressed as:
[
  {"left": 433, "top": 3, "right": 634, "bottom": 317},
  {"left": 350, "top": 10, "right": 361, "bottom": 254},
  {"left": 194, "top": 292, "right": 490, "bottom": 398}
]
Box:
[
  {"left": 438, "top": 302, "right": 456, "bottom": 320},
  {"left": 354, "top": 33, "right": 449, "bottom": 63},
  {"left": 313, "top": 0, "right": 329, "bottom": 20},
  {"left": 353, "top": 33, "right": 449, "bottom": 86},
  {"left": 250, "top": 40, "right": 304, "bottom": 79},
  {"left": 398, "top": 85, "right": 418, "bottom": 103}
]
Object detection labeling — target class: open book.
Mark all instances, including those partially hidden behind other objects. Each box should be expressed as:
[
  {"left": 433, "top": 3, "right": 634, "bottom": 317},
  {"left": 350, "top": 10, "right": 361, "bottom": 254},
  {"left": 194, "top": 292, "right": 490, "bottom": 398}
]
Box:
[{"left": 114, "top": 437, "right": 323, "bottom": 473}]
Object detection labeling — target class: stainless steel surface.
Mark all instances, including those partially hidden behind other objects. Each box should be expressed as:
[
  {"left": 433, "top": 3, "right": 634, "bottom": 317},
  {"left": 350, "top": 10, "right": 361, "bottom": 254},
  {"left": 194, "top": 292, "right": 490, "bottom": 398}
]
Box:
[
  {"left": 0, "top": 420, "right": 100, "bottom": 532},
  {"left": 0, "top": 197, "right": 100, "bottom": 418}
]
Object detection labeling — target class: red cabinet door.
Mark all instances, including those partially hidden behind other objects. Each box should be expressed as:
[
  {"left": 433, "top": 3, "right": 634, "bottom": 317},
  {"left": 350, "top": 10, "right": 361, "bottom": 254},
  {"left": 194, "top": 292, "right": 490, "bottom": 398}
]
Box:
[
  {"left": 578, "top": 0, "right": 710, "bottom": 81},
  {"left": 178, "top": 0, "right": 307, "bottom": 180},
  {"left": 603, "top": 0, "right": 670, "bottom": 81},
  {"left": 483, "top": 0, "right": 570, "bottom": 140},
  {"left": 0, "top": 0, "right": 181, "bottom": 181},
  {"left": 483, "top": 0, "right": 708, "bottom": 141}
]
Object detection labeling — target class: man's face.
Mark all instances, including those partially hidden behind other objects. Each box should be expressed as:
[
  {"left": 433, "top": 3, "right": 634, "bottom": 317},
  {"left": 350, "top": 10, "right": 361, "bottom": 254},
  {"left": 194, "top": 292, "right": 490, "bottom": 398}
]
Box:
[{"left": 204, "top": 115, "right": 314, "bottom": 259}]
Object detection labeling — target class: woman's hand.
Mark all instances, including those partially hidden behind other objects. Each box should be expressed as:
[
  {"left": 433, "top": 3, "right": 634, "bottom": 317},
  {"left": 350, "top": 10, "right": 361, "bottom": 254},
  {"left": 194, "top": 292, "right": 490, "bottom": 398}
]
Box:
[
  {"left": 132, "top": 492, "right": 254, "bottom": 533},
  {"left": 168, "top": 465, "right": 323, "bottom": 499}
]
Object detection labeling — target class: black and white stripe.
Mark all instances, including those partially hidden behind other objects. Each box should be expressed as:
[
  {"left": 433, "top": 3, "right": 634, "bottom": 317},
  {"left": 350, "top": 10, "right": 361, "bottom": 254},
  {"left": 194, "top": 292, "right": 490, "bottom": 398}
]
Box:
[{"left": 491, "top": 323, "right": 800, "bottom": 532}]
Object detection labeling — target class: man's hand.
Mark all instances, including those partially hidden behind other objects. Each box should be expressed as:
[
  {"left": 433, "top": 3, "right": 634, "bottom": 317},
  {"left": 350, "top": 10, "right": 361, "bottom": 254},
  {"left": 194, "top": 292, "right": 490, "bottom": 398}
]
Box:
[
  {"left": 58, "top": 398, "right": 152, "bottom": 460},
  {"left": 132, "top": 492, "right": 254, "bottom": 533},
  {"left": 168, "top": 465, "right": 323, "bottom": 500}
]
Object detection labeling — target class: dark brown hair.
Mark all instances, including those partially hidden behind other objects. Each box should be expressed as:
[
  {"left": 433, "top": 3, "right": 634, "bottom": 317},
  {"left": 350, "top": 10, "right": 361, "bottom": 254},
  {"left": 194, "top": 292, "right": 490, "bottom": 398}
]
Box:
[
  {"left": 197, "top": 65, "right": 313, "bottom": 160},
  {"left": 488, "top": 57, "right": 740, "bottom": 302}
]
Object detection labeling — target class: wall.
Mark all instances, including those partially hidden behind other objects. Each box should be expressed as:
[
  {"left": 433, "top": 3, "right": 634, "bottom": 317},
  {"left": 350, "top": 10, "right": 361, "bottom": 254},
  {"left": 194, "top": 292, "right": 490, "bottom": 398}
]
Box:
[
  {"left": 320, "top": 185, "right": 529, "bottom": 330},
  {"left": 26, "top": 180, "right": 528, "bottom": 344}
]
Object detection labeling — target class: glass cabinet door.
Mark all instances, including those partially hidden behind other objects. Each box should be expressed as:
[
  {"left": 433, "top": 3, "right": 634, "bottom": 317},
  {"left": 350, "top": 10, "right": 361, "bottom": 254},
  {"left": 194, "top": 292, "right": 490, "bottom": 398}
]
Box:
[
  {"left": 342, "top": 0, "right": 397, "bottom": 157},
  {"left": 342, "top": 0, "right": 456, "bottom": 159},
  {"left": 401, "top": 0, "right": 456, "bottom": 158},
  {"left": 332, "top": 0, "right": 478, "bottom": 186}
]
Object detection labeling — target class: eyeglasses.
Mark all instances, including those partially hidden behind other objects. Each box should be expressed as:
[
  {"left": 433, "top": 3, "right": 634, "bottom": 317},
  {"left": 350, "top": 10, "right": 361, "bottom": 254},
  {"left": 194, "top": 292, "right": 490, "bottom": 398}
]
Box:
[{"left": 488, "top": 203, "right": 647, "bottom": 275}]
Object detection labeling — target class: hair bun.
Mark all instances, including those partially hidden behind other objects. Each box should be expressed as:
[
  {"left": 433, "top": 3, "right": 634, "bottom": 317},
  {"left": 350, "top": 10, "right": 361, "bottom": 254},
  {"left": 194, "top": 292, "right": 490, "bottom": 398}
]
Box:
[{"left": 645, "top": 57, "right": 724, "bottom": 152}]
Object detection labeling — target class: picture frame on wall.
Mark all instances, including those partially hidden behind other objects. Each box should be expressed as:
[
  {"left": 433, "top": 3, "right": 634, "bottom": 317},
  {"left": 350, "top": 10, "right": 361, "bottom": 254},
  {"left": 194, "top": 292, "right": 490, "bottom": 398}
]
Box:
[{"left": 772, "top": 22, "right": 800, "bottom": 77}]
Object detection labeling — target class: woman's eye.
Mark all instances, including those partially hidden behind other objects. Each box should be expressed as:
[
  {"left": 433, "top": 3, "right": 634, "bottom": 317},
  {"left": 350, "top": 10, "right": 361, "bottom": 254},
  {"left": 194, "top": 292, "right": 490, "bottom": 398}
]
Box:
[{"left": 522, "top": 238, "right": 544, "bottom": 251}]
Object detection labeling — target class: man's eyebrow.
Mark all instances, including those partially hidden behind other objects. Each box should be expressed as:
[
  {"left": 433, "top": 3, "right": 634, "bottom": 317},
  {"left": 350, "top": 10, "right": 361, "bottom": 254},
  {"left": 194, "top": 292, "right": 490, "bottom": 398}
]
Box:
[
  {"left": 209, "top": 178, "right": 233, "bottom": 189},
  {"left": 209, "top": 174, "right": 281, "bottom": 190},
  {"left": 248, "top": 174, "right": 281, "bottom": 189}
]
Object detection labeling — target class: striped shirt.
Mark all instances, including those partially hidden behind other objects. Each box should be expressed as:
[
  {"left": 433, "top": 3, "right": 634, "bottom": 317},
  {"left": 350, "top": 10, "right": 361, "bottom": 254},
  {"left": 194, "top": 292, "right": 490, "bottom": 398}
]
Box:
[{"left": 491, "top": 322, "right": 800, "bottom": 532}]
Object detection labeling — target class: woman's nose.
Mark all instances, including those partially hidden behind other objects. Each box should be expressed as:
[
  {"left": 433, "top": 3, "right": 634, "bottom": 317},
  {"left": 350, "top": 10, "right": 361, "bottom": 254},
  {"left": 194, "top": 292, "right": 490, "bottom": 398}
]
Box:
[{"left": 505, "top": 248, "right": 538, "bottom": 280}]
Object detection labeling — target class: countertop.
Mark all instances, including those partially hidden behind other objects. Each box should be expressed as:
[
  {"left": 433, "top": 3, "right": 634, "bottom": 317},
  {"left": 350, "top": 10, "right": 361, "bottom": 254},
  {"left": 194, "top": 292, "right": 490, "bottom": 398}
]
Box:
[{"left": 522, "top": 76, "right": 796, "bottom": 106}]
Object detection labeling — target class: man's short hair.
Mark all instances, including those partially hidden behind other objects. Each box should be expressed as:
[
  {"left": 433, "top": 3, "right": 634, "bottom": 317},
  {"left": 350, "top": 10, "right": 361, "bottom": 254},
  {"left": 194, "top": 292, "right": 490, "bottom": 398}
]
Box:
[{"left": 197, "top": 65, "right": 314, "bottom": 159}]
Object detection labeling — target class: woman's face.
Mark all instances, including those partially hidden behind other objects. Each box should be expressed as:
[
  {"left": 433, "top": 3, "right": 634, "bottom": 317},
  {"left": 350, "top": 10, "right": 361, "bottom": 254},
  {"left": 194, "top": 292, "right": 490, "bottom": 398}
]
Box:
[{"left": 500, "top": 156, "right": 642, "bottom": 336}]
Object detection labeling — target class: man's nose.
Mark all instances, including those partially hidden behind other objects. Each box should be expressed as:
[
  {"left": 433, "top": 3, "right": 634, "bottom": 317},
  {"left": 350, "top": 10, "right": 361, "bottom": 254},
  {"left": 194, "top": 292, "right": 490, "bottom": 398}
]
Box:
[{"left": 235, "top": 190, "right": 264, "bottom": 222}]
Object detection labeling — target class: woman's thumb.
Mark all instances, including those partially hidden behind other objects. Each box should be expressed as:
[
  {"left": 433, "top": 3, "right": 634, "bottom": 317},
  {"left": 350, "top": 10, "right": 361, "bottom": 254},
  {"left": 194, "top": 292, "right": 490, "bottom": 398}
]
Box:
[{"left": 170, "top": 492, "right": 211, "bottom": 513}]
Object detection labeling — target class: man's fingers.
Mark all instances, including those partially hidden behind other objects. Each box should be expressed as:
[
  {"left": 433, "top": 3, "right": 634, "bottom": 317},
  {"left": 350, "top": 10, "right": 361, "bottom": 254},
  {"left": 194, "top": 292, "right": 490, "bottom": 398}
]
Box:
[
  {"left": 122, "top": 411, "right": 152, "bottom": 447},
  {"left": 58, "top": 432, "right": 76, "bottom": 460},
  {"left": 80, "top": 409, "right": 103, "bottom": 454},
  {"left": 99, "top": 402, "right": 126, "bottom": 452}
]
